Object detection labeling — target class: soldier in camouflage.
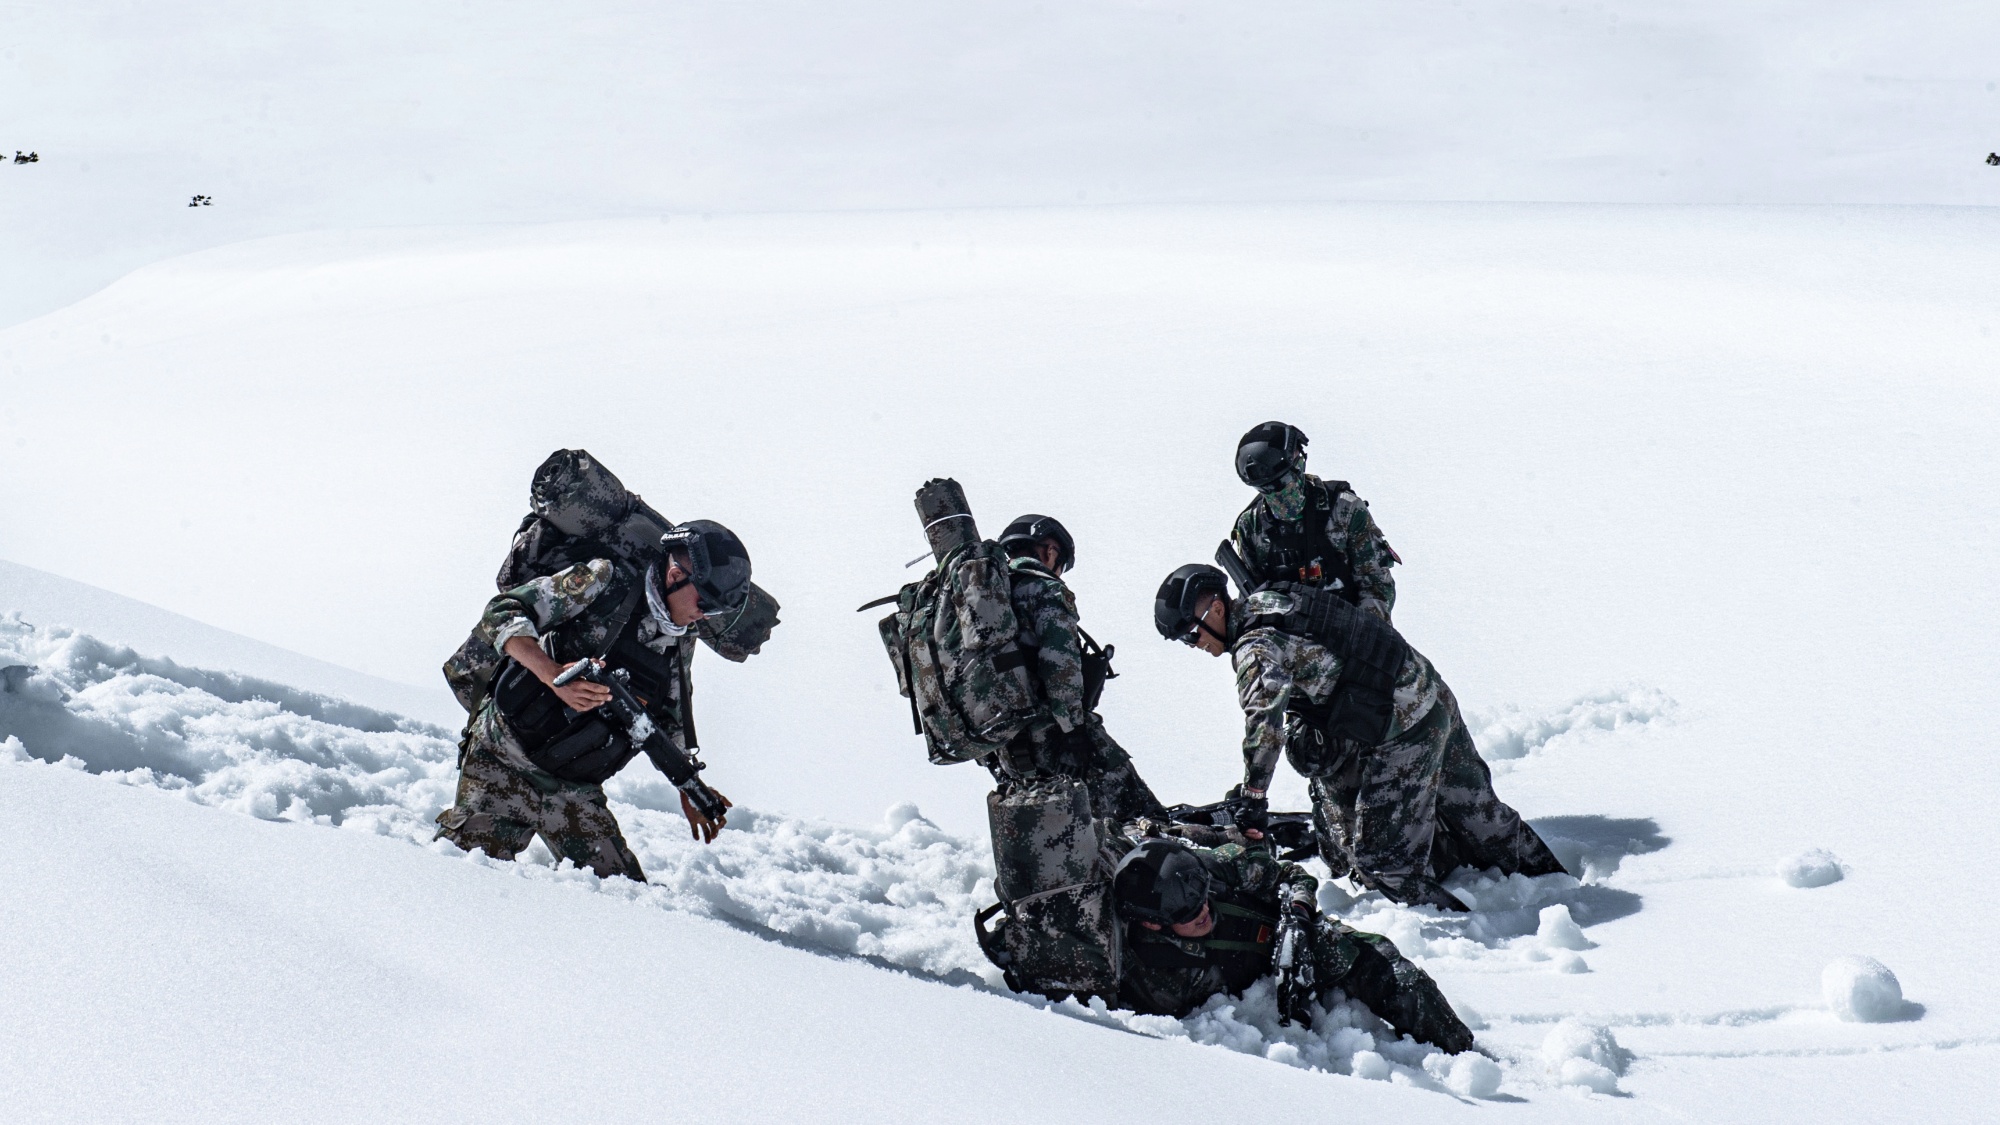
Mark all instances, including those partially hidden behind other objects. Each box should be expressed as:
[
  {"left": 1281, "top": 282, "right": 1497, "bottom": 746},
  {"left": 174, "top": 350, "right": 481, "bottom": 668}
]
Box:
[
  {"left": 1112, "top": 837, "right": 1475, "bottom": 1053},
  {"left": 990, "top": 515, "right": 1166, "bottom": 823},
  {"left": 435, "top": 521, "right": 752, "bottom": 879},
  {"left": 1155, "top": 565, "right": 1565, "bottom": 911},
  {"left": 1231, "top": 421, "right": 1399, "bottom": 623}
]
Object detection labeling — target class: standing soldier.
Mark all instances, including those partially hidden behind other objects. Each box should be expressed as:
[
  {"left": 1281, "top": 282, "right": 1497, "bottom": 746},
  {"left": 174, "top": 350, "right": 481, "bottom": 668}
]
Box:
[
  {"left": 1231, "top": 421, "right": 1399, "bottom": 623},
  {"left": 989, "top": 514, "right": 1166, "bottom": 823},
  {"left": 434, "top": 521, "right": 752, "bottom": 879},
  {"left": 1153, "top": 561, "right": 1565, "bottom": 911}
]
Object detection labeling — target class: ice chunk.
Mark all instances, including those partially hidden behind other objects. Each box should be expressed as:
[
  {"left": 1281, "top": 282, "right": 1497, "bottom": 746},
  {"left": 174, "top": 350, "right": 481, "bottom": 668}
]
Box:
[
  {"left": 1542, "top": 1019, "right": 1627, "bottom": 1093},
  {"left": 1778, "top": 848, "right": 1845, "bottom": 888},
  {"left": 1822, "top": 955, "right": 1904, "bottom": 1022},
  {"left": 1537, "top": 904, "right": 1594, "bottom": 949}
]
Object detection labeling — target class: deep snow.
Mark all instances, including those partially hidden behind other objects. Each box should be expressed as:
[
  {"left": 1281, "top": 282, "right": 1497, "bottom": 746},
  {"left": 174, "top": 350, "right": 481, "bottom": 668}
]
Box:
[{"left": 5, "top": 164, "right": 2000, "bottom": 1125}]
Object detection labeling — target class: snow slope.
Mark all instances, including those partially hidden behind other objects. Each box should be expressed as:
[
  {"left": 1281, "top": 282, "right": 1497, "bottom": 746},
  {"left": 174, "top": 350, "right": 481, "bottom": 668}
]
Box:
[
  {"left": 4, "top": 200, "right": 2000, "bottom": 1117},
  {"left": 8, "top": 611, "right": 1993, "bottom": 1120},
  {"left": 0, "top": 557, "right": 458, "bottom": 725},
  {"left": 7, "top": 1, "right": 2000, "bottom": 324},
  {"left": 4, "top": 753, "right": 1538, "bottom": 1125}
]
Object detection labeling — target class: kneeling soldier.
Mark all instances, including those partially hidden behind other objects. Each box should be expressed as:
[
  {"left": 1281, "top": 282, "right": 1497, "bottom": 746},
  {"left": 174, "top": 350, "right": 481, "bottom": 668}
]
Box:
[
  {"left": 435, "top": 521, "right": 750, "bottom": 879},
  {"left": 1113, "top": 837, "right": 1475, "bottom": 1052},
  {"left": 1154, "top": 561, "right": 1565, "bottom": 910}
]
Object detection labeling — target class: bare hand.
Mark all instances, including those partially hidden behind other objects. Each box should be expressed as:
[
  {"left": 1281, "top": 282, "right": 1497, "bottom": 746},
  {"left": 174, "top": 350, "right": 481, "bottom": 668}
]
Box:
[
  {"left": 680, "top": 788, "right": 733, "bottom": 844},
  {"left": 548, "top": 665, "right": 611, "bottom": 712}
]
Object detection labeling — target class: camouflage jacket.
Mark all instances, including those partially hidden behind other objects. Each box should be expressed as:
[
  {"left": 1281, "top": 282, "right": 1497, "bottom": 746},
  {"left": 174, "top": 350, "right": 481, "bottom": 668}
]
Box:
[
  {"left": 1117, "top": 842, "right": 1318, "bottom": 1018},
  {"left": 479, "top": 557, "right": 695, "bottom": 754},
  {"left": 1008, "top": 557, "right": 1088, "bottom": 734},
  {"left": 1231, "top": 473, "right": 1397, "bottom": 623},
  {"left": 1229, "top": 590, "right": 1440, "bottom": 792}
]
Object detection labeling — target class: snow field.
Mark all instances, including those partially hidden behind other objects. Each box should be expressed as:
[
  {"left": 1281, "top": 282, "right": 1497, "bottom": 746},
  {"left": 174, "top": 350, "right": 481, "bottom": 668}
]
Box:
[{"left": 0, "top": 612, "right": 1665, "bottom": 1098}]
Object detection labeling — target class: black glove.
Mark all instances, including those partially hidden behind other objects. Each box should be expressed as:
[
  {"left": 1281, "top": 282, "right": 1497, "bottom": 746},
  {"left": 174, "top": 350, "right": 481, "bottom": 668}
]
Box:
[
  {"left": 1221, "top": 784, "right": 1269, "bottom": 832},
  {"left": 1272, "top": 889, "right": 1317, "bottom": 1026}
]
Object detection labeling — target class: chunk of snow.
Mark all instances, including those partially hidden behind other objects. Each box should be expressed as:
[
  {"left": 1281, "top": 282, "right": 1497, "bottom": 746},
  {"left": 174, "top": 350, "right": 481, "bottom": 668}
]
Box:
[
  {"left": 1823, "top": 956, "right": 1904, "bottom": 1022},
  {"left": 1554, "top": 951, "right": 1591, "bottom": 974},
  {"left": 1559, "top": 1058, "right": 1621, "bottom": 1094},
  {"left": 1349, "top": 1050, "right": 1390, "bottom": 1081},
  {"left": 1542, "top": 1019, "right": 1628, "bottom": 1093},
  {"left": 1537, "top": 904, "right": 1594, "bottom": 950},
  {"left": 1425, "top": 1051, "right": 1503, "bottom": 1098},
  {"left": 1778, "top": 848, "right": 1845, "bottom": 888}
]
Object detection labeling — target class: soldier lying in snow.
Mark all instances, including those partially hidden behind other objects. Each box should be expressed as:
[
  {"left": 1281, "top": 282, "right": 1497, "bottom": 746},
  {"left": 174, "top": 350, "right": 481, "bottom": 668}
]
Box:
[{"left": 1112, "top": 837, "right": 1475, "bottom": 1053}]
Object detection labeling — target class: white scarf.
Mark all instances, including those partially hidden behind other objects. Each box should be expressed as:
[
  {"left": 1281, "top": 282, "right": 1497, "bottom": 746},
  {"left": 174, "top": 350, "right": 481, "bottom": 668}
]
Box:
[{"left": 643, "top": 561, "right": 691, "bottom": 639}]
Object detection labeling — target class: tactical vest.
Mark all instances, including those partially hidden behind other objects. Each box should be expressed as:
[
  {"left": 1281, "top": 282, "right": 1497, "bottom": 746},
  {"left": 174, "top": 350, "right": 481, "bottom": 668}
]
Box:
[
  {"left": 1125, "top": 877, "right": 1279, "bottom": 999},
  {"left": 1255, "top": 478, "right": 1359, "bottom": 604},
  {"left": 1247, "top": 581, "right": 1410, "bottom": 746},
  {"left": 491, "top": 574, "right": 693, "bottom": 785}
]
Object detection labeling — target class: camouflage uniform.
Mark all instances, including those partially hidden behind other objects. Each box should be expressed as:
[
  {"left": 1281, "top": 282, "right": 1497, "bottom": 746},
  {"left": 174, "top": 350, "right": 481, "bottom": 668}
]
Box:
[
  {"left": 436, "top": 557, "right": 697, "bottom": 881},
  {"left": 1229, "top": 591, "right": 1564, "bottom": 909},
  {"left": 990, "top": 557, "right": 1165, "bottom": 824},
  {"left": 1232, "top": 473, "right": 1398, "bottom": 623},
  {"left": 1116, "top": 841, "right": 1473, "bottom": 1053}
]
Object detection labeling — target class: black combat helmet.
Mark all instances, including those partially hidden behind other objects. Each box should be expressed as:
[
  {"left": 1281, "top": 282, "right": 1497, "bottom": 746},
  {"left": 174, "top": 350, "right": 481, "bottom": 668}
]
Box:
[
  {"left": 1154, "top": 563, "right": 1229, "bottom": 642},
  {"left": 1235, "top": 421, "right": 1309, "bottom": 490},
  {"left": 658, "top": 520, "right": 753, "bottom": 615},
  {"left": 1113, "top": 840, "right": 1217, "bottom": 926},
  {"left": 997, "top": 514, "right": 1076, "bottom": 574}
]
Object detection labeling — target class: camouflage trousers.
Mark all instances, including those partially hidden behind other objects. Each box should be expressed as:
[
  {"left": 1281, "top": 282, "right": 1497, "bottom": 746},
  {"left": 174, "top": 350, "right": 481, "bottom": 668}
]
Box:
[
  {"left": 434, "top": 738, "right": 646, "bottom": 882},
  {"left": 1316, "top": 916, "right": 1474, "bottom": 1054},
  {"left": 987, "top": 716, "right": 1166, "bottom": 824},
  {"left": 1299, "top": 683, "right": 1564, "bottom": 908}
]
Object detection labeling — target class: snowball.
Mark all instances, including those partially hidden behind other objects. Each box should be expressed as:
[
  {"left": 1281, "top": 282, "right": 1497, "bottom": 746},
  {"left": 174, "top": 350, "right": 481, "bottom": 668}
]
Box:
[
  {"left": 1822, "top": 955, "right": 1904, "bottom": 1022},
  {"left": 1554, "top": 951, "right": 1591, "bottom": 974},
  {"left": 1542, "top": 1019, "right": 1626, "bottom": 1093},
  {"left": 1537, "top": 904, "right": 1593, "bottom": 950},
  {"left": 1778, "top": 848, "right": 1845, "bottom": 888},
  {"left": 1439, "top": 1052, "right": 1502, "bottom": 1098},
  {"left": 1350, "top": 1050, "right": 1390, "bottom": 1081},
  {"left": 1560, "top": 1059, "right": 1621, "bottom": 1094}
]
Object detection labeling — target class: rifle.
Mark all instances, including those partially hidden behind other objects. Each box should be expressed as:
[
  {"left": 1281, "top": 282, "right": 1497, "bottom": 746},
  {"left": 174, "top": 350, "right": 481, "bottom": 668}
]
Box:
[
  {"left": 553, "top": 657, "right": 731, "bottom": 837},
  {"left": 1163, "top": 799, "right": 1319, "bottom": 862},
  {"left": 1272, "top": 899, "right": 1317, "bottom": 1026},
  {"left": 1213, "top": 540, "right": 1257, "bottom": 597}
]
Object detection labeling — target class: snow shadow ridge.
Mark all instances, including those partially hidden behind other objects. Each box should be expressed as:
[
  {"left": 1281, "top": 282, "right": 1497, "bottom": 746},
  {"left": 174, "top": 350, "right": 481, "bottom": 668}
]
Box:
[{"left": 1530, "top": 815, "right": 1670, "bottom": 882}]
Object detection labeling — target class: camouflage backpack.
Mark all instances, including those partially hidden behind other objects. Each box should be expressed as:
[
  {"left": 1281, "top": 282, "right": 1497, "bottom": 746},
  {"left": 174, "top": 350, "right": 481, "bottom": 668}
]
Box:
[
  {"left": 443, "top": 448, "right": 781, "bottom": 714},
  {"left": 875, "top": 538, "right": 1041, "bottom": 765},
  {"left": 973, "top": 779, "right": 1122, "bottom": 1002}
]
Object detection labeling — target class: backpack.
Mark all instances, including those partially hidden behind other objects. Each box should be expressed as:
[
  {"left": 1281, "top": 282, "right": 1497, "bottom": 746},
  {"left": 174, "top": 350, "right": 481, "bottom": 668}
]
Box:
[
  {"left": 443, "top": 449, "right": 780, "bottom": 715},
  {"left": 875, "top": 539, "right": 1040, "bottom": 765},
  {"left": 973, "top": 779, "right": 1122, "bottom": 1002}
]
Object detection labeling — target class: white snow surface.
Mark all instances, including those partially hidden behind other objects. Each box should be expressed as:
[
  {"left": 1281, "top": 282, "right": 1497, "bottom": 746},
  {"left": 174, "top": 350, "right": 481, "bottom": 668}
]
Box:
[
  {"left": 4, "top": 201, "right": 2000, "bottom": 1118},
  {"left": 7, "top": 1, "right": 2000, "bottom": 325}
]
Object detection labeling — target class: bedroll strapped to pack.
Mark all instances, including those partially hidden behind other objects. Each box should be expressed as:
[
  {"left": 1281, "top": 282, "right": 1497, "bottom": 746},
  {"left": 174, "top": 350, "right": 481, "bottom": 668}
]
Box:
[
  {"left": 974, "top": 779, "right": 1122, "bottom": 1002},
  {"left": 873, "top": 479, "right": 1040, "bottom": 764},
  {"left": 442, "top": 448, "right": 780, "bottom": 714}
]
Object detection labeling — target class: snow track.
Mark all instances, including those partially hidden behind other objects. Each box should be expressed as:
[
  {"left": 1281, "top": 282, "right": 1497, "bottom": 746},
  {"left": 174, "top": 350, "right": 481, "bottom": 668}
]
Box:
[{"left": 2, "top": 613, "right": 1688, "bottom": 1096}]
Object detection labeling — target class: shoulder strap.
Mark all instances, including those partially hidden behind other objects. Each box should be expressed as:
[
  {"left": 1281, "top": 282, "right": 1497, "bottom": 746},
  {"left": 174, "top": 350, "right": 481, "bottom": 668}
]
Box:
[{"left": 598, "top": 571, "right": 647, "bottom": 659}]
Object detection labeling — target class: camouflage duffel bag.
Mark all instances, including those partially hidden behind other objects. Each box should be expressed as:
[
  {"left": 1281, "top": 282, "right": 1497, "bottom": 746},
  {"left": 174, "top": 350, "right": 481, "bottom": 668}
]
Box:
[{"left": 975, "top": 882, "right": 1121, "bottom": 1003}]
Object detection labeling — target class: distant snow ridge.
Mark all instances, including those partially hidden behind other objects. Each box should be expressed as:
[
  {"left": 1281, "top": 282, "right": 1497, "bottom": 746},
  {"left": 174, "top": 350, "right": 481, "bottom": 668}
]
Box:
[
  {"left": 0, "top": 616, "right": 1494, "bottom": 1090},
  {"left": 1473, "top": 687, "right": 1676, "bottom": 771}
]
